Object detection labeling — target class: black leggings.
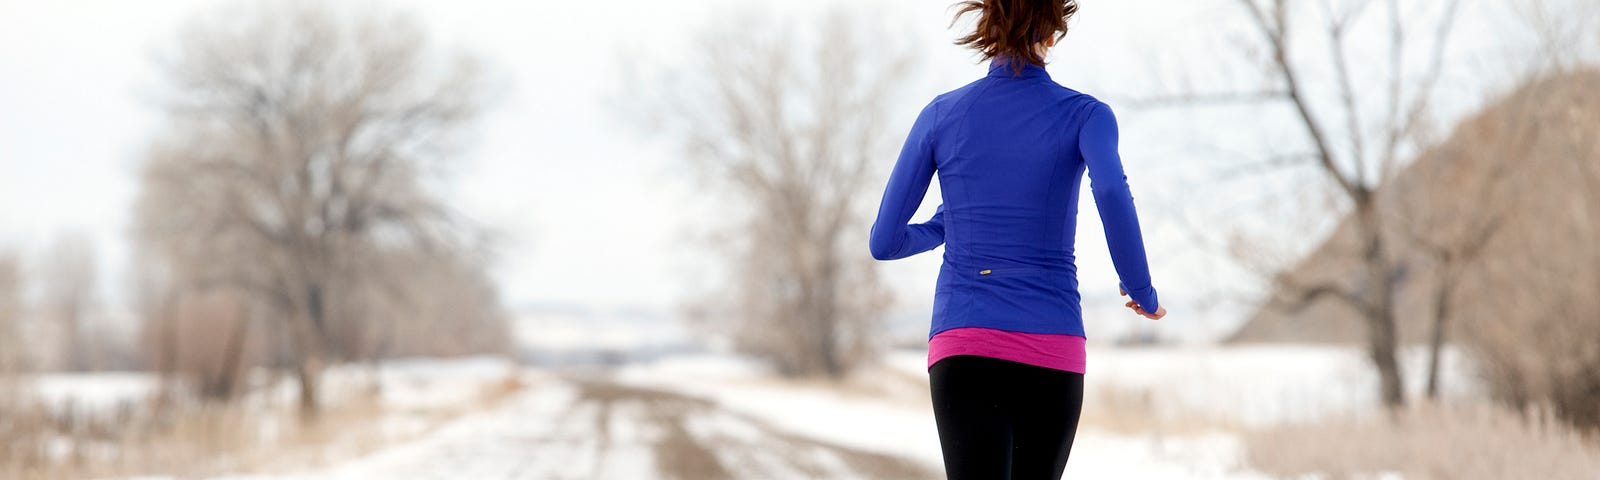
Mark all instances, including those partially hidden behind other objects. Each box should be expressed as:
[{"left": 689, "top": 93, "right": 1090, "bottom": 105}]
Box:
[{"left": 929, "top": 354, "right": 1084, "bottom": 480}]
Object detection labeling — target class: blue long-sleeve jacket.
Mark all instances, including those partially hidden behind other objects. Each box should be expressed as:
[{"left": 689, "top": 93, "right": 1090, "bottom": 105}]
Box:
[{"left": 869, "top": 59, "right": 1159, "bottom": 339}]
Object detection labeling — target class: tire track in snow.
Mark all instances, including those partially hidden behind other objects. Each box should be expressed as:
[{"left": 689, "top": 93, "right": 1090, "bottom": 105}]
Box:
[{"left": 568, "top": 377, "right": 938, "bottom": 479}]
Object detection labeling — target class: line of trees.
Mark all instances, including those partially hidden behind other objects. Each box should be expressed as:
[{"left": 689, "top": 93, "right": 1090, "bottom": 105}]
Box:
[{"left": 0, "top": 236, "right": 145, "bottom": 375}]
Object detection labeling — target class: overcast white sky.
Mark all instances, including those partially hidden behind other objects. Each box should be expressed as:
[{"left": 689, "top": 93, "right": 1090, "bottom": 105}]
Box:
[{"left": 0, "top": 0, "right": 1570, "bottom": 341}]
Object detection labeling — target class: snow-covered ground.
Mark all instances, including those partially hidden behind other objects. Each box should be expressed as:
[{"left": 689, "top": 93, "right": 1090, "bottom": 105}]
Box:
[
  {"left": 1077, "top": 345, "right": 1479, "bottom": 426},
  {"left": 603, "top": 344, "right": 1476, "bottom": 479},
  {"left": 34, "top": 345, "right": 1479, "bottom": 479},
  {"left": 620, "top": 348, "right": 1264, "bottom": 479}
]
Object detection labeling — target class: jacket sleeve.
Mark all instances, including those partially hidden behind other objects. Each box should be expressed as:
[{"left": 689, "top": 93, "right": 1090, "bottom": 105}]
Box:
[
  {"left": 869, "top": 102, "right": 945, "bottom": 261},
  {"left": 1080, "top": 101, "right": 1161, "bottom": 312}
]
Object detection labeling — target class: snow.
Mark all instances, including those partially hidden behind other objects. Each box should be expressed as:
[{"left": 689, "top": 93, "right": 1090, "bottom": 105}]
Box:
[
  {"left": 1079, "top": 345, "right": 1478, "bottom": 426},
  {"left": 364, "top": 356, "right": 520, "bottom": 410},
  {"left": 62, "top": 345, "right": 1480, "bottom": 479},
  {"left": 600, "top": 344, "right": 1480, "bottom": 479},
  {"left": 22, "top": 356, "right": 520, "bottom": 419},
  {"left": 608, "top": 348, "right": 1349, "bottom": 479},
  {"left": 29, "top": 372, "right": 158, "bottom": 416},
  {"left": 887, "top": 344, "right": 1480, "bottom": 426},
  {"left": 210, "top": 380, "right": 598, "bottom": 480},
  {"left": 1066, "top": 433, "right": 1267, "bottom": 479}
]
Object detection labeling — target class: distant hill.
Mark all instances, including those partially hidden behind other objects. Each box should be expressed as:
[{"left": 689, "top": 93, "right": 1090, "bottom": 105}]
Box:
[{"left": 1229, "top": 71, "right": 1600, "bottom": 343}]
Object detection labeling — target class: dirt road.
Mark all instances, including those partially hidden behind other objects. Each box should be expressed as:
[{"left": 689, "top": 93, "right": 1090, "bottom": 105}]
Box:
[{"left": 225, "top": 374, "right": 938, "bottom": 480}]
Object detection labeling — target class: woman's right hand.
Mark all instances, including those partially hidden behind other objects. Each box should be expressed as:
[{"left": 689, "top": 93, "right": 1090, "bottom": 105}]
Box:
[{"left": 1120, "top": 288, "right": 1167, "bottom": 320}]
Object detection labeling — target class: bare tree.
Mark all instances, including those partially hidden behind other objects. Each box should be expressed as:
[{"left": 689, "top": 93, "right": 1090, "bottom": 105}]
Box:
[
  {"left": 39, "top": 233, "right": 97, "bottom": 372},
  {"left": 636, "top": 8, "right": 913, "bottom": 378},
  {"left": 1216, "top": 0, "right": 1465, "bottom": 408},
  {"left": 134, "top": 1, "right": 487, "bottom": 417},
  {"left": 1389, "top": 133, "right": 1508, "bottom": 400},
  {"left": 1194, "top": 0, "right": 1599, "bottom": 427},
  {"left": 1410, "top": 220, "right": 1497, "bottom": 400}
]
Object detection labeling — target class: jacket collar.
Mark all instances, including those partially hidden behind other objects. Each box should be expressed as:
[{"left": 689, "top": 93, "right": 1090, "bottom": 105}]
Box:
[{"left": 987, "top": 56, "right": 1050, "bottom": 79}]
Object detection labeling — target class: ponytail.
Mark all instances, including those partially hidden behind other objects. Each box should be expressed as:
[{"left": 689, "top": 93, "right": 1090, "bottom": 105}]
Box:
[{"left": 951, "top": 0, "right": 1078, "bottom": 75}]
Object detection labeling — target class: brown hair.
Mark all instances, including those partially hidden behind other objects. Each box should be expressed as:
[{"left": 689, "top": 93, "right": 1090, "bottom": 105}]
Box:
[{"left": 951, "top": 0, "right": 1079, "bottom": 75}]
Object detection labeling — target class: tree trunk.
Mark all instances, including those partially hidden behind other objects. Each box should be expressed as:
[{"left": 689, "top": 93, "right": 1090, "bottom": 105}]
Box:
[
  {"left": 1424, "top": 261, "right": 1453, "bottom": 400},
  {"left": 1358, "top": 202, "right": 1406, "bottom": 408},
  {"left": 62, "top": 304, "right": 84, "bottom": 371},
  {"left": 814, "top": 251, "right": 844, "bottom": 379},
  {"left": 295, "top": 351, "right": 323, "bottom": 421},
  {"left": 1367, "top": 302, "right": 1406, "bottom": 408},
  {"left": 216, "top": 303, "right": 251, "bottom": 400},
  {"left": 290, "top": 298, "right": 325, "bottom": 420},
  {"left": 157, "top": 291, "right": 181, "bottom": 379}
]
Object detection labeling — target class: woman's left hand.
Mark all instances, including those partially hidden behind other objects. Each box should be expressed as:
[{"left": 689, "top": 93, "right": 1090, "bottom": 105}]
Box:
[
  {"left": 1120, "top": 288, "right": 1166, "bottom": 320},
  {"left": 1125, "top": 302, "right": 1166, "bottom": 320}
]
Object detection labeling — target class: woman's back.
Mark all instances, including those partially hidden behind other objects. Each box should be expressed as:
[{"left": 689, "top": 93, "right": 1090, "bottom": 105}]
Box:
[
  {"left": 933, "top": 60, "right": 1095, "bottom": 272},
  {"left": 870, "top": 58, "right": 1158, "bottom": 338}
]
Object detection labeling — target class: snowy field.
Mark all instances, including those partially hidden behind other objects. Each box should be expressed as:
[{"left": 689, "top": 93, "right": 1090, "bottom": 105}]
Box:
[
  {"left": 21, "top": 344, "right": 1493, "bottom": 479},
  {"left": 26, "top": 356, "right": 520, "bottom": 417}
]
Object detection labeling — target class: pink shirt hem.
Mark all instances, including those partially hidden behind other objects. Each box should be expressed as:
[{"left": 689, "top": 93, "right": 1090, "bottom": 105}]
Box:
[{"left": 928, "top": 327, "right": 1087, "bottom": 374}]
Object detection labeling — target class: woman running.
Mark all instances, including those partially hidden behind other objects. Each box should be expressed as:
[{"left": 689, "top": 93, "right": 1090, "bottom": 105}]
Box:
[{"left": 868, "top": 1, "right": 1166, "bottom": 478}]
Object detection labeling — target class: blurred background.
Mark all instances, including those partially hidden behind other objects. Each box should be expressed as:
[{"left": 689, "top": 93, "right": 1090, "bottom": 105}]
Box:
[{"left": 1, "top": 0, "right": 1598, "bottom": 478}]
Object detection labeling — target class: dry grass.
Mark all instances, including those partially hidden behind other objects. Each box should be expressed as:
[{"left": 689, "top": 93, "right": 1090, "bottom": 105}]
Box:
[
  {"left": 0, "top": 394, "right": 386, "bottom": 480},
  {"left": 0, "top": 371, "right": 527, "bottom": 480},
  {"left": 1244, "top": 401, "right": 1600, "bottom": 480}
]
